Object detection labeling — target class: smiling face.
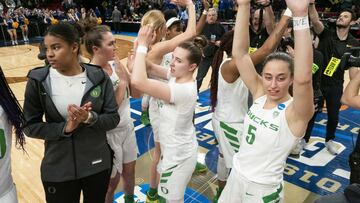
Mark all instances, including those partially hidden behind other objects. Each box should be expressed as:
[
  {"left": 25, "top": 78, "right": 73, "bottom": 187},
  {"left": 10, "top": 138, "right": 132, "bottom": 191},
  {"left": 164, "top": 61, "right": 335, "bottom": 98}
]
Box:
[
  {"left": 169, "top": 47, "right": 196, "bottom": 79},
  {"left": 92, "top": 31, "right": 117, "bottom": 62},
  {"left": 44, "top": 34, "right": 78, "bottom": 71},
  {"left": 262, "top": 60, "right": 293, "bottom": 102}
]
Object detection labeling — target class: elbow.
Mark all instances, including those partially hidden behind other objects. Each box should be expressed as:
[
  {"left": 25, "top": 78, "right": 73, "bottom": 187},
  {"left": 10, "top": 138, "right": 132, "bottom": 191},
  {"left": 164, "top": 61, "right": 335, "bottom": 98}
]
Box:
[
  {"left": 293, "top": 78, "right": 312, "bottom": 87},
  {"left": 130, "top": 78, "right": 142, "bottom": 90}
]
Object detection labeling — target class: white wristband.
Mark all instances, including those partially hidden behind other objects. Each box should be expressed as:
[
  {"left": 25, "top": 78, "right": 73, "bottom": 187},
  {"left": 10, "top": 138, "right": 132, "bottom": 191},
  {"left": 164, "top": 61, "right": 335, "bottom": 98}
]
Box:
[
  {"left": 202, "top": 10, "right": 208, "bottom": 15},
  {"left": 283, "top": 8, "right": 292, "bottom": 17},
  {"left": 293, "top": 16, "right": 310, "bottom": 31},
  {"left": 136, "top": 45, "right": 148, "bottom": 54}
]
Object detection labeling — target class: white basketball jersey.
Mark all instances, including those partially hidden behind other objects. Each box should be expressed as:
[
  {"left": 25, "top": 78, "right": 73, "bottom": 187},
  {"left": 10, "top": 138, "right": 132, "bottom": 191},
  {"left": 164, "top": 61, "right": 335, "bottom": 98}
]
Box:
[
  {"left": 158, "top": 78, "right": 198, "bottom": 170},
  {"left": 233, "top": 95, "right": 298, "bottom": 185},
  {"left": 213, "top": 58, "right": 249, "bottom": 123},
  {"left": 108, "top": 61, "right": 131, "bottom": 128},
  {"left": 0, "top": 106, "right": 13, "bottom": 197}
]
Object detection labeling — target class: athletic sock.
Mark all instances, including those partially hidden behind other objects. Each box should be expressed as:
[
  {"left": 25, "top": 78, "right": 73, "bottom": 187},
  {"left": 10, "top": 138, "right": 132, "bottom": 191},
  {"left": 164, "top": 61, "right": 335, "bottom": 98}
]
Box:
[
  {"left": 124, "top": 194, "right": 134, "bottom": 203},
  {"left": 148, "top": 187, "right": 158, "bottom": 197}
]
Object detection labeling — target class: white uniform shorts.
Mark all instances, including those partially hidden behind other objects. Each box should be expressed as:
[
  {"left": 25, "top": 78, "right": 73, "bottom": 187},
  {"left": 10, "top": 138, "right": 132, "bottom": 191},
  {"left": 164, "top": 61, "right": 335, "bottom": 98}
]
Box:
[
  {"left": 218, "top": 170, "right": 284, "bottom": 203},
  {"left": 106, "top": 123, "right": 138, "bottom": 177},
  {"left": 157, "top": 152, "right": 197, "bottom": 201},
  {"left": 0, "top": 183, "right": 18, "bottom": 203},
  {"left": 149, "top": 97, "right": 160, "bottom": 142},
  {"left": 212, "top": 118, "right": 243, "bottom": 168}
]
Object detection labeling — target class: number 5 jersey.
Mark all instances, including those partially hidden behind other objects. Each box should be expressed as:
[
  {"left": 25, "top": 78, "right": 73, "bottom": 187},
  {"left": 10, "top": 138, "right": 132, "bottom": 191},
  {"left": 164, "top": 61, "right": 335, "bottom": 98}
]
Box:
[{"left": 233, "top": 95, "right": 299, "bottom": 186}]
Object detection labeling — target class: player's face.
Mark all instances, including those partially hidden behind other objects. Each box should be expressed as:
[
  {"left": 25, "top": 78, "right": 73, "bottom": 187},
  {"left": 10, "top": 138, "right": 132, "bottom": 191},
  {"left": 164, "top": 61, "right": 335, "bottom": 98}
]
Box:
[
  {"left": 44, "top": 34, "right": 79, "bottom": 71},
  {"left": 94, "top": 31, "right": 117, "bottom": 61},
  {"left": 262, "top": 60, "right": 293, "bottom": 101},
  {"left": 169, "top": 47, "right": 195, "bottom": 78}
]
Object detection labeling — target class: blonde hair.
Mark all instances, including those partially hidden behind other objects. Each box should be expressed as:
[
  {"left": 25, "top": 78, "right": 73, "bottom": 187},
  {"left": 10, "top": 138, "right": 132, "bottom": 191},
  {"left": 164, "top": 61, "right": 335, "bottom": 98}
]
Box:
[{"left": 141, "top": 10, "right": 166, "bottom": 31}]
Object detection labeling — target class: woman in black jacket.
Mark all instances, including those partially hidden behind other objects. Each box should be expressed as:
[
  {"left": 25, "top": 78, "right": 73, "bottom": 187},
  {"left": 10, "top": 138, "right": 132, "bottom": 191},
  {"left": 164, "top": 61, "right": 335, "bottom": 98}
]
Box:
[{"left": 23, "top": 22, "right": 120, "bottom": 203}]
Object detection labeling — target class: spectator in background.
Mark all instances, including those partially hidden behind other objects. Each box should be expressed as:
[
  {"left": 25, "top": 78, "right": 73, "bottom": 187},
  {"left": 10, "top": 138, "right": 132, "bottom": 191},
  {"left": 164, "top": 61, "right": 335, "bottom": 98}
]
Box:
[
  {"left": 196, "top": 8, "right": 225, "bottom": 91},
  {"left": 95, "top": 7, "right": 101, "bottom": 18},
  {"left": 249, "top": 0, "right": 275, "bottom": 48},
  {"left": 112, "top": 6, "right": 121, "bottom": 33},
  {"left": 80, "top": 7, "right": 86, "bottom": 20},
  {"left": 309, "top": 1, "right": 360, "bottom": 155},
  {"left": 62, "top": 0, "right": 77, "bottom": 12}
]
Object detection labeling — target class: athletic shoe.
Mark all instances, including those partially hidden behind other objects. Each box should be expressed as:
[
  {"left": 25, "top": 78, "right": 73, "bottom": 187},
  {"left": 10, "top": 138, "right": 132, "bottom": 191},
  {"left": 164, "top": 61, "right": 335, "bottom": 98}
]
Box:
[
  {"left": 193, "top": 162, "right": 207, "bottom": 174},
  {"left": 325, "top": 140, "right": 338, "bottom": 155},
  {"left": 213, "top": 187, "right": 222, "bottom": 203},
  {"left": 290, "top": 139, "right": 306, "bottom": 158},
  {"left": 146, "top": 191, "right": 159, "bottom": 203},
  {"left": 141, "top": 110, "right": 151, "bottom": 126},
  {"left": 15, "top": 40, "right": 18, "bottom": 45},
  {"left": 11, "top": 41, "right": 15, "bottom": 46}
]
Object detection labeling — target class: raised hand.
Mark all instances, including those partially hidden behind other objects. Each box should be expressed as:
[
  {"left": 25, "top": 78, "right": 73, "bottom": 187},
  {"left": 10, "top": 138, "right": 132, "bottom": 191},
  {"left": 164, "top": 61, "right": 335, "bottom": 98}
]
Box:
[
  {"left": 236, "top": 0, "right": 251, "bottom": 5},
  {"left": 285, "top": 0, "right": 309, "bottom": 16},
  {"left": 137, "top": 25, "right": 155, "bottom": 48},
  {"left": 203, "top": 0, "right": 210, "bottom": 11},
  {"left": 127, "top": 51, "right": 135, "bottom": 73},
  {"left": 171, "top": 0, "right": 193, "bottom": 7},
  {"left": 114, "top": 56, "right": 129, "bottom": 83}
]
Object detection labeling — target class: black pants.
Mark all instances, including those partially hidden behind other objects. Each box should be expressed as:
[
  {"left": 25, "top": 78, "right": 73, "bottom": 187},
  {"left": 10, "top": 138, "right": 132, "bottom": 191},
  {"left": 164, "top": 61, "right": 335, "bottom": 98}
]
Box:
[
  {"left": 321, "top": 85, "right": 343, "bottom": 142},
  {"left": 196, "top": 56, "right": 213, "bottom": 91},
  {"left": 42, "top": 169, "right": 110, "bottom": 203},
  {"left": 113, "top": 22, "right": 121, "bottom": 33},
  {"left": 303, "top": 96, "right": 323, "bottom": 142}
]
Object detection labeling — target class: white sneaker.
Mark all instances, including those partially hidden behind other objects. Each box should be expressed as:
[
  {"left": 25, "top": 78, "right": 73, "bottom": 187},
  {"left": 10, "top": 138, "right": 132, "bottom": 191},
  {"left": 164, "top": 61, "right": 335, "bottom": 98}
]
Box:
[
  {"left": 290, "top": 139, "right": 306, "bottom": 157},
  {"left": 15, "top": 40, "right": 18, "bottom": 45},
  {"left": 325, "top": 140, "right": 338, "bottom": 155},
  {"left": 11, "top": 41, "right": 15, "bottom": 45}
]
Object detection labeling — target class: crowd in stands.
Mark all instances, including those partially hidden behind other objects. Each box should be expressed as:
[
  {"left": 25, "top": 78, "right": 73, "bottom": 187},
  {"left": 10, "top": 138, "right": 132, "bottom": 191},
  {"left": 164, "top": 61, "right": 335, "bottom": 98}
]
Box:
[{"left": 0, "top": 0, "right": 359, "bottom": 40}]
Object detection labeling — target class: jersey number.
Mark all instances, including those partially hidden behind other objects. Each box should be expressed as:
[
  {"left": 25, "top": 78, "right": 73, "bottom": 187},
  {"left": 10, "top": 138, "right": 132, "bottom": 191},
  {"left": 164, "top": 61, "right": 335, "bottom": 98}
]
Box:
[
  {"left": 246, "top": 125, "right": 256, "bottom": 145},
  {"left": 0, "top": 129, "right": 6, "bottom": 159}
]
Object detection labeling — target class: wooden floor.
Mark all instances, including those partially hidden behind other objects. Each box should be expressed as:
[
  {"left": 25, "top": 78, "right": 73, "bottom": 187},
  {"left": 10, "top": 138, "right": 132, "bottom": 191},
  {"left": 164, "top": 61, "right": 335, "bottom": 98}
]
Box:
[{"left": 4, "top": 34, "right": 350, "bottom": 203}]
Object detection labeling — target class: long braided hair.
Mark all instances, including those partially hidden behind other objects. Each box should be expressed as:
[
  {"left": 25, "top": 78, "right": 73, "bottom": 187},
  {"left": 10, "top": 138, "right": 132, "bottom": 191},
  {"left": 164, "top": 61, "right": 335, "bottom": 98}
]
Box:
[
  {"left": 0, "top": 66, "right": 25, "bottom": 150},
  {"left": 210, "top": 30, "right": 234, "bottom": 111}
]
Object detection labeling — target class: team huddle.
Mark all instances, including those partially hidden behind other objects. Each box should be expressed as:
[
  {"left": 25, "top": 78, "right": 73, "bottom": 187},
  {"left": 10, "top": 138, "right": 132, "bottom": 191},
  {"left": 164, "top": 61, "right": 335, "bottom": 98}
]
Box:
[{"left": 1, "top": 0, "right": 359, "bottom": 203}]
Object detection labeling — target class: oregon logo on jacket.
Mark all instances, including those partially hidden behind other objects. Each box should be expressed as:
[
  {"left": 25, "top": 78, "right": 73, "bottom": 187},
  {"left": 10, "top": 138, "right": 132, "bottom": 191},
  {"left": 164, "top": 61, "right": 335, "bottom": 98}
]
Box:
[{"left": 90, "top": 86, "right": 101, "bottom": 98}]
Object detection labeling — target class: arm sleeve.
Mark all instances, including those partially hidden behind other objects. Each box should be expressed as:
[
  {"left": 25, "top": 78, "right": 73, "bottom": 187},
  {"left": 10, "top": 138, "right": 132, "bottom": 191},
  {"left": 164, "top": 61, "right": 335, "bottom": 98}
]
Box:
[{"left": 169, "top": 81, "right": 190, "bottom": 105}]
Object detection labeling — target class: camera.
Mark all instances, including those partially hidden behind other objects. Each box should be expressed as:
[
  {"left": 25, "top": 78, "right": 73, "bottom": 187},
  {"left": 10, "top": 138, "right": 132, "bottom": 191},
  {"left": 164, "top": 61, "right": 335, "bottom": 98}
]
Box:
[
  {"left": 340, "top": 46, "right": 360, "bottom": 71},
  {"left": 278, "top": 37, "right": 294, "bottom": 53}
]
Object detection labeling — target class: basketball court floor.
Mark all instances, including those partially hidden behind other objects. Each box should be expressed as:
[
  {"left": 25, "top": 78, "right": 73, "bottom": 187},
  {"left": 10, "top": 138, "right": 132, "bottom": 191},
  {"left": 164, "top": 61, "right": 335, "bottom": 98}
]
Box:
[{"left": 3, "top": 33, "right": 359, "bottom": 203}]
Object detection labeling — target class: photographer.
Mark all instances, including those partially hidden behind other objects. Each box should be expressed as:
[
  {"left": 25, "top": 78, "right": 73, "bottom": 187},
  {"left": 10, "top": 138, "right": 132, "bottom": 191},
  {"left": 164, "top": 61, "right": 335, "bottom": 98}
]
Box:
[
  {"left": 249, "top": 0, "right": 275, "bottom": 48},
  {"left": 309, "top": 0, "right": 360, "bottom": 155}
]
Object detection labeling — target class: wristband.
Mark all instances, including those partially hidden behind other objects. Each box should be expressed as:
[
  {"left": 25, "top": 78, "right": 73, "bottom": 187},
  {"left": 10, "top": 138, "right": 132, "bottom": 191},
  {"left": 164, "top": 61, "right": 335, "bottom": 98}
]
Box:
[
  {"left": 202, "top": 10, "right": 208, "bottom": 15},
  {"left": 136, "top": 45, "right": 148, "bottom": 54},
  {"left": 293, "top": 16, "right": 310, "bottom": 31},
  {"left": 283, "top": 8, "right": 292, "bottom": 17}
]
